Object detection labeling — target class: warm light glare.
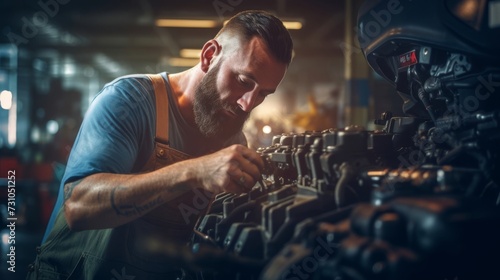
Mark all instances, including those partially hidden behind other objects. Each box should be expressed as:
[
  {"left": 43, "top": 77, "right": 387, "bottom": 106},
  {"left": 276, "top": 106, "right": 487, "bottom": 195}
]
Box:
[
  {"left": 456, "top": 0, "right": 479, "bottom": 20},
  {"left": 180, "top": 49, "right": 201, "bottom": 58},
  {"left": 156, "top": 19, "right": 219, "bottom": 28},
  {"left": 222, "top": 20, "right": 302, "bottom": 30},
  {"left": 168, "top": 57, "right": 200, "bottom": 67},
  {"left": 283, "top": 21, "right": 303, "bottom": 30},
  {"left": 367, "top": 170, "right": 389, "bottom": 177},
  {"left": 0, "top": 90, "right": 12, "bottom": 110},
  {"left": 262, "top": 125, "right": 272, "bottom": 134}
]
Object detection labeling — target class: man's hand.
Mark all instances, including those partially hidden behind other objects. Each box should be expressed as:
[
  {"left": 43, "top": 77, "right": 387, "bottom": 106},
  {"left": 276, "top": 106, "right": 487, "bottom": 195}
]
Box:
[
  {"left": 64, "top": 144, "right": 264, "bottom": 231},
  {"left": 190, "top": 144, "right": 264, "bottom": 194}
]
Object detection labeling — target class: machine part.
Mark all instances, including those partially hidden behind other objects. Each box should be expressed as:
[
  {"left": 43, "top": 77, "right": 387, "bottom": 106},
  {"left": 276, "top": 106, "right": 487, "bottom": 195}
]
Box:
[{"left": 177, "top": 1, "right": 500, "bottom": 279}]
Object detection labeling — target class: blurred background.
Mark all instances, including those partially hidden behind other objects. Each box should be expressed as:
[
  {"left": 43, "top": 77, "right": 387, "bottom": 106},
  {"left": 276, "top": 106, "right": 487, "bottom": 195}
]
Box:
[{"left": 0, "top": 0, "right": 404, "bottom": 278}]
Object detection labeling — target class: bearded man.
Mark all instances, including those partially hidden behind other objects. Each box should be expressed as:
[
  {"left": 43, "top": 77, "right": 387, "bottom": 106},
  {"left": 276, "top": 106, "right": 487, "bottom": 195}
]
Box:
[{"left": 27, "top": 10, "right": 293, "bottom": 280}]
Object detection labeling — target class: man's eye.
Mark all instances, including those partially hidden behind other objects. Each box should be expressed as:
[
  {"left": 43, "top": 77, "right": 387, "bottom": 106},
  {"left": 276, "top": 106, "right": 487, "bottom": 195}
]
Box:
[{"left": 238, "top": 76, "right": 252, "bottom": 87}]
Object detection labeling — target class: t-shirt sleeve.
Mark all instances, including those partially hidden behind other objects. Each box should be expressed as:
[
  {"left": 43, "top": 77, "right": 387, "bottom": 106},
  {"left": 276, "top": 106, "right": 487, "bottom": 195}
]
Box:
[{"left": 62, "top": 78, "right": 154, "bottom": 185}]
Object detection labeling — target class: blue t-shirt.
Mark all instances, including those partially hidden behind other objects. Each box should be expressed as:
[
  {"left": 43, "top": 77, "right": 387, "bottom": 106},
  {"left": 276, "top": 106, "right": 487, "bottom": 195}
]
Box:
[{"left": 43, "top": 72, "right": 246, "bottom": 241}]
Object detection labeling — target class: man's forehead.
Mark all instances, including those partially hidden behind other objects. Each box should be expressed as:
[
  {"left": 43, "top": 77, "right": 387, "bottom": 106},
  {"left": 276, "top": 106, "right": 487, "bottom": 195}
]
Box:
[
  {"left": 218, "top": 35, "right": 286, "bottom": 88},
  {"left": 229, "top": 37, "right": 283, "bottom": 70},
  {"left": 235, "top": 36, "right": 272, "bottom": 63}
]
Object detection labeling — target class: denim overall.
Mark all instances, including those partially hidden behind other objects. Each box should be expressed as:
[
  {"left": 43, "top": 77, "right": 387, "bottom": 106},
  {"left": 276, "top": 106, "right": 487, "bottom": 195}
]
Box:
[{"left": 27, "top": 74, "right": 205, "bottom": 280}]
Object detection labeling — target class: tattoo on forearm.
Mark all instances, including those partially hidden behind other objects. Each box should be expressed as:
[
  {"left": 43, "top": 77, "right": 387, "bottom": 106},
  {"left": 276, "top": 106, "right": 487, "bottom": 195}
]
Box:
[
  {"left": 64, "top": 179, "right": 83, "bottom": 201},
  {"left": 110, "top": 186, "right": 163, "bottom": 217}
]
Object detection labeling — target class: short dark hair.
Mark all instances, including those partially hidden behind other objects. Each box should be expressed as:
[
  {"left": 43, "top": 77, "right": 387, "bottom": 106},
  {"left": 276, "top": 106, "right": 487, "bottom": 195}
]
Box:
[{"left": 216, "top": 10, "right": 294, "bottom": 65}]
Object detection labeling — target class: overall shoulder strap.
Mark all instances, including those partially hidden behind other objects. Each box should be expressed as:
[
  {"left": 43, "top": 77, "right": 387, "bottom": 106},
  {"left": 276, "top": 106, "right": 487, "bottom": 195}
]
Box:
[{"left": 147, "top": 74, "right": 169, "bottom": 145}]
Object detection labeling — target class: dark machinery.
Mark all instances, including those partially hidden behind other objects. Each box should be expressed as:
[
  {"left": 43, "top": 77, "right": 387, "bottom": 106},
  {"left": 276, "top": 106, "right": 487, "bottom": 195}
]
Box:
[{"left": 186, "top": 0, "right": 500, "bottom": 279}]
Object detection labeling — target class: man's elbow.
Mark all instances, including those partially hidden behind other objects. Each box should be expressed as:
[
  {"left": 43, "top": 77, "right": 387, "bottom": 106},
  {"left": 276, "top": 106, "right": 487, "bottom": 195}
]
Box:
[{"left": 63, "top": 201, "right": 85, "bottom": 231}]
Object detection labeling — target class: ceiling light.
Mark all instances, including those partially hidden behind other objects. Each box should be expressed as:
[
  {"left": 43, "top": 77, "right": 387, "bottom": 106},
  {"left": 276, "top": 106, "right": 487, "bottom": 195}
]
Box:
[
  {"left": 221, "top": 20, "right": 302, "bottom": 30},
  {"left": 157, "top": 18, "right": 303, "bottom": 30},
  {"left": 282, "top": 21, "right": 303, "bottom": 30},
  {"left": 180, "top": 49, "right": 201, "bottom": 58},
  {"left": 156, "top": 19, "right": 219, "bottom": 28},
  {"left": 168, "top": 58, "right": 200, "bottom": 67},
  {"left": 0, "top": 90, "right": 12, "bottom": 110}
]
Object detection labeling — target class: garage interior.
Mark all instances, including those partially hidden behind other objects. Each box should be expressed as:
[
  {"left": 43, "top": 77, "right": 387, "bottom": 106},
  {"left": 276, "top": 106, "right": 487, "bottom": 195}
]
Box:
[{"left": 1, "top": 0, "right": 499, "bottom": 279}]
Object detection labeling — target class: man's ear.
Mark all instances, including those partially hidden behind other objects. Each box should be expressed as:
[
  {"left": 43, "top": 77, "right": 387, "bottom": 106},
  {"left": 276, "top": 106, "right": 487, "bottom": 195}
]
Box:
[{"left": 200, "top": 39, "right": 221, "bottom": 73}]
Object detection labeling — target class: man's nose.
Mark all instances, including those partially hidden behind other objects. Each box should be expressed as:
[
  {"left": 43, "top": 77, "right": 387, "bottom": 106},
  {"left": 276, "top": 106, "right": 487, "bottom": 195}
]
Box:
[{"left": 236, "top": 91, "right": 258, "bottom": 113}]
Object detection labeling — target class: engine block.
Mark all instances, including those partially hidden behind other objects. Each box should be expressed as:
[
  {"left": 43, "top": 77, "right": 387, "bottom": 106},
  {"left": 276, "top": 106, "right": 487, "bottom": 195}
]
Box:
[{"left": 186, "top": 110, "right": 500, "bottom": 279}]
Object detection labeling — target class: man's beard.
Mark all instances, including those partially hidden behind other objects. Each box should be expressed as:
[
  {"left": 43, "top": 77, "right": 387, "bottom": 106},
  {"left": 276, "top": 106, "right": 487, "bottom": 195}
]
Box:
[{"left": 193, "top": 63, "right": 249, "bottom": 139}]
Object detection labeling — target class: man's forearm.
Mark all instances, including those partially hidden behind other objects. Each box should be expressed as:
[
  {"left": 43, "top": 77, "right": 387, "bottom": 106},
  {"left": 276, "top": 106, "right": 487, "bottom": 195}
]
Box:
[
  {"left": 63, "top": 160, "right": 196, "bottom": 231},
  {"left": 63, "top": 144, "right": 264, "bottom": 231}
]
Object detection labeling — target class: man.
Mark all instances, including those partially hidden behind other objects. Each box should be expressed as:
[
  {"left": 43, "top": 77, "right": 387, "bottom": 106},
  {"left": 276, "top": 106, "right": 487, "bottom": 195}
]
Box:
[{"left": 27, "top": 10, "right": 293, "bottom": 280}]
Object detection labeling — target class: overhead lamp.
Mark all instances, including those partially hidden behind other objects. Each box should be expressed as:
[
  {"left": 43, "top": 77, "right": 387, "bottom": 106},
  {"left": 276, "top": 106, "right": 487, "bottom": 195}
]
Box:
[
  {"left": 0, "top": 90, "right": 12, "bottom": 110},
  {"left": 180, "top": 49, "right": 201, "bottom": 58},
  {"left": 168, "top": 57, "right": 200, "bottom": 67},
  {"left": 282, "top": 21, "right": 303, "bottom": 30},
  {"left": 155, "top": 19, "right": 219, "bottom": 28},
  {"left": 221, "top": 20, "right": 303, "bottom": 30},
  {"left": 156, "top": 18, "right": 303, "bottom": 30}
]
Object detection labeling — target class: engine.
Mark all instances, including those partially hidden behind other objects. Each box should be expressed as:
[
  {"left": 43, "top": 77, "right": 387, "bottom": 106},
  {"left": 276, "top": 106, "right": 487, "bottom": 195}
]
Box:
[{"left": 183, "top": 1, "right": 500, "bottom": 279}]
